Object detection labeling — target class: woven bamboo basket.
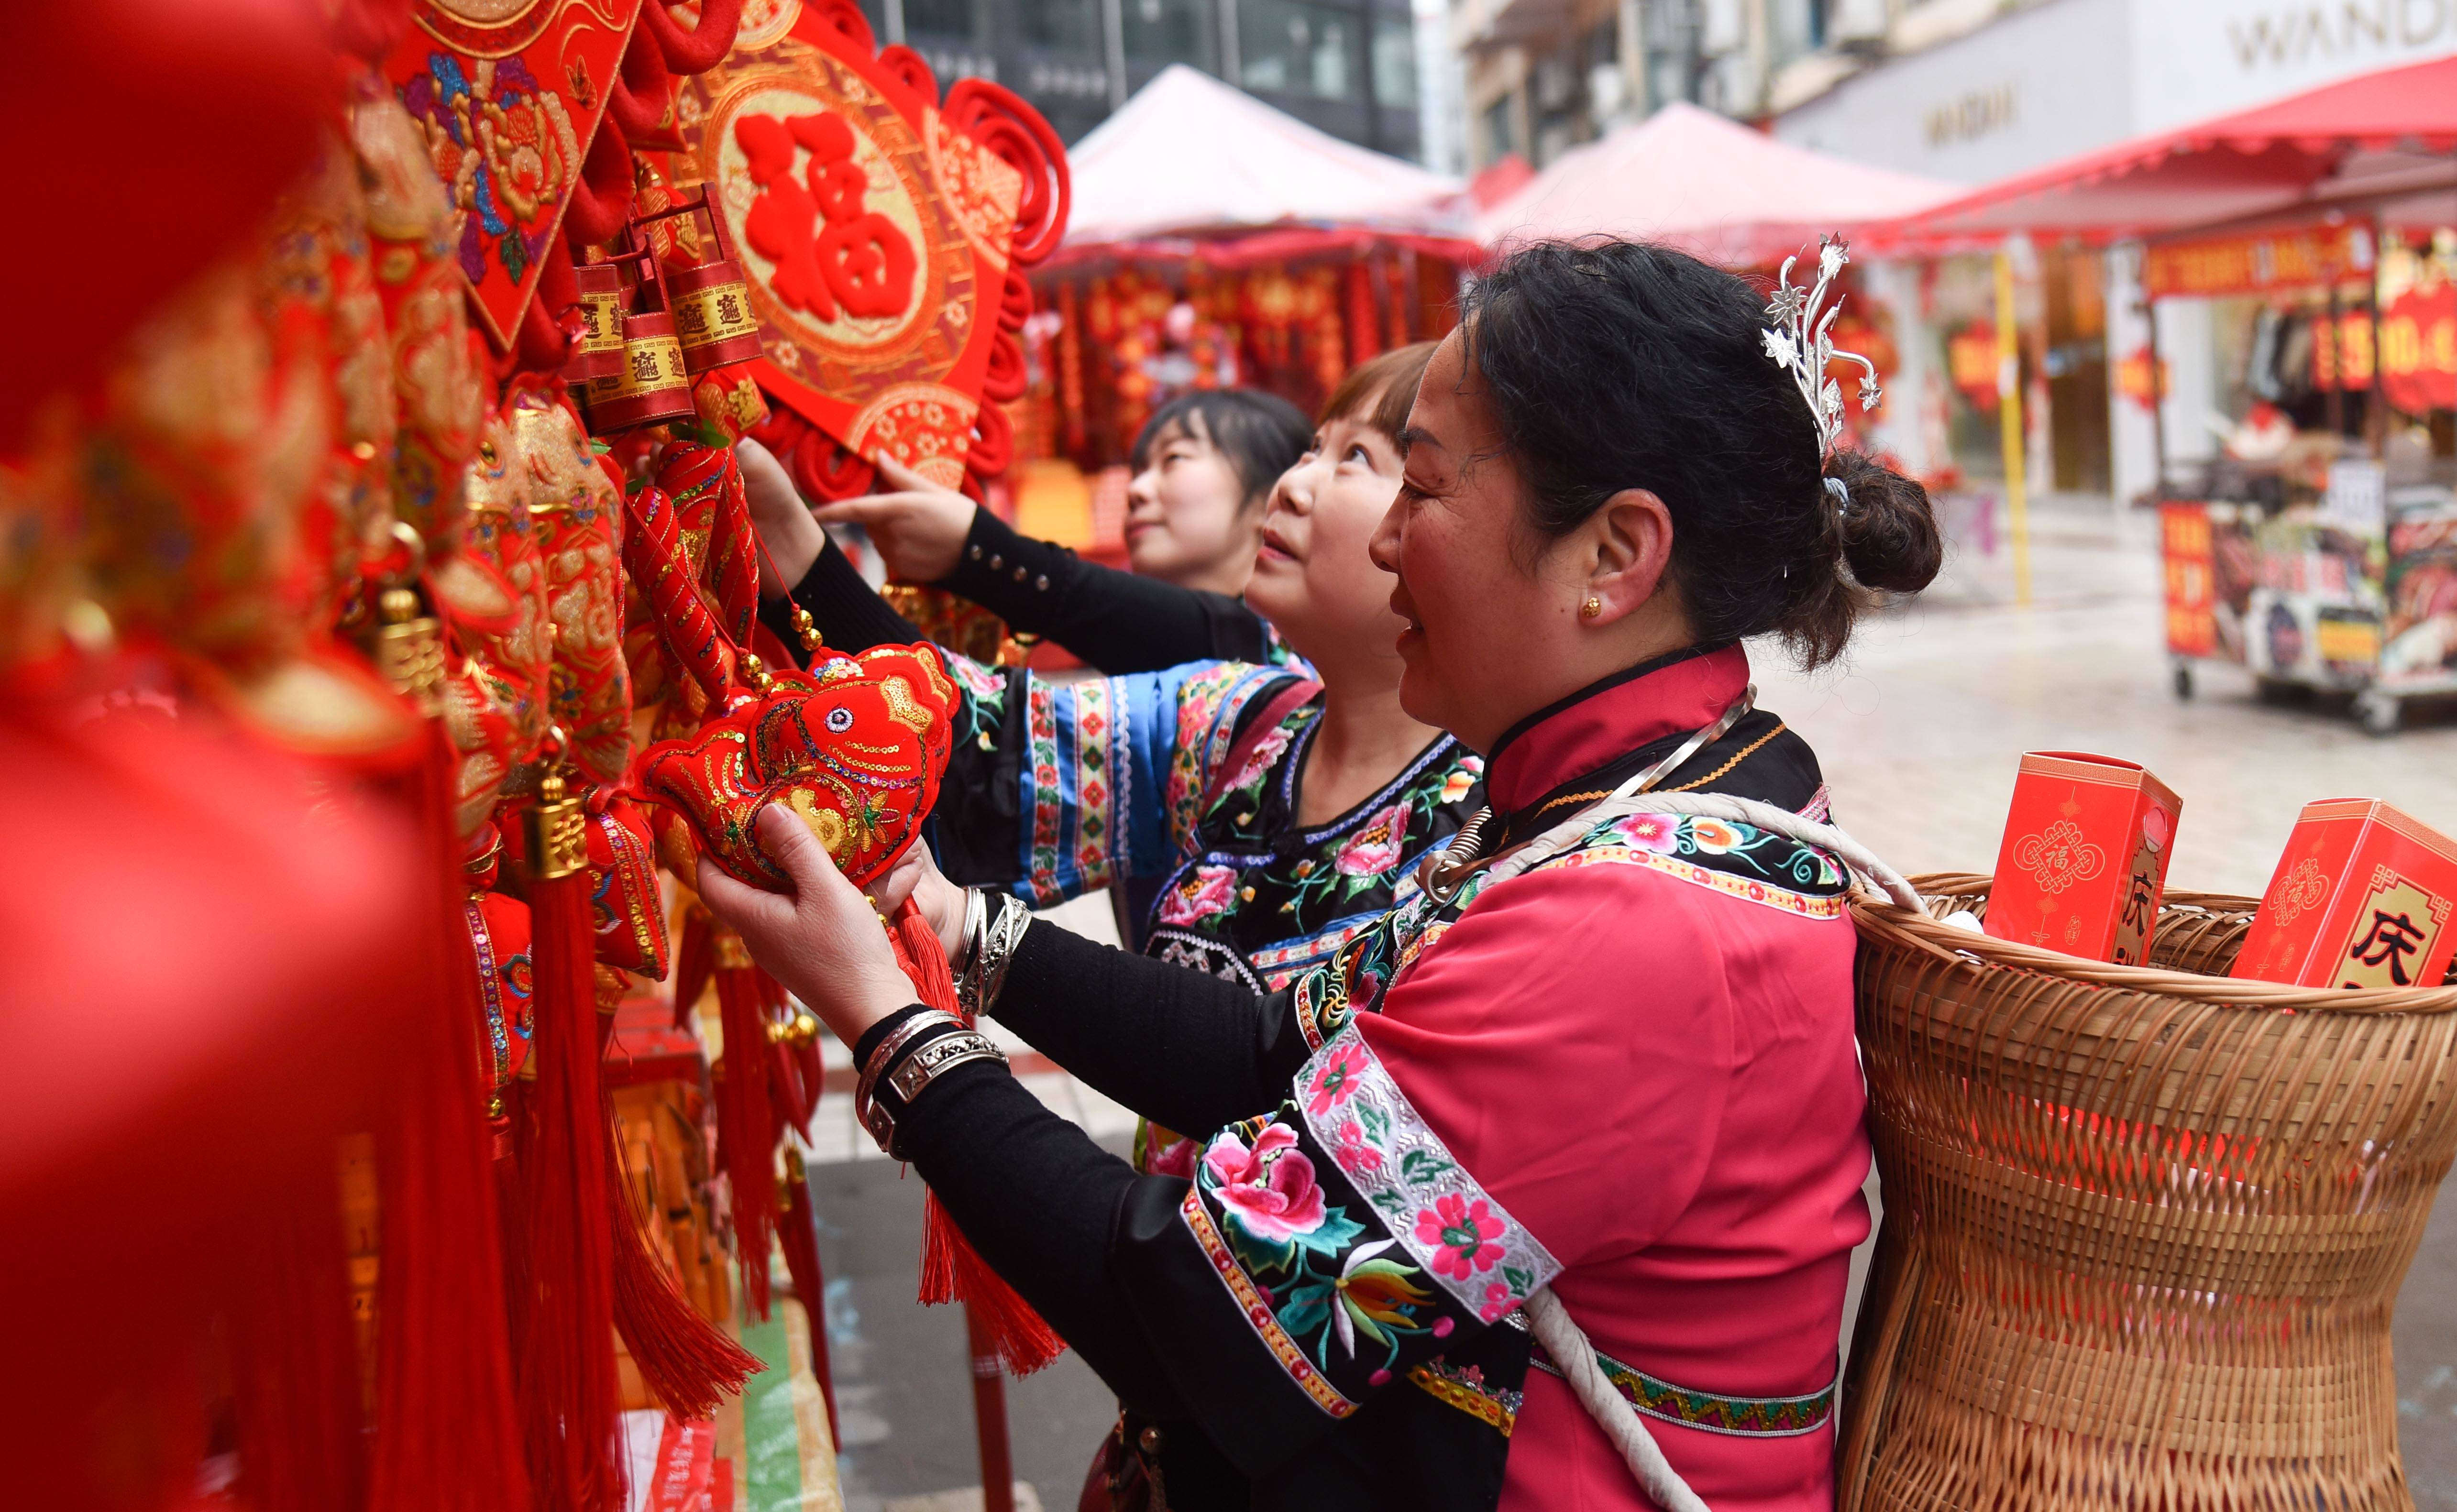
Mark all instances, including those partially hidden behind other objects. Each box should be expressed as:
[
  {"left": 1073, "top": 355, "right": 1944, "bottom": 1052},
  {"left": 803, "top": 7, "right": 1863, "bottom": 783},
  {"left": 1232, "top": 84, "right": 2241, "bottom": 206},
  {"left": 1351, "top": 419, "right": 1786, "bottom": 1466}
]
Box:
[{"left": 1840, "top": 874, "right": 2457, "bottom": 1512}]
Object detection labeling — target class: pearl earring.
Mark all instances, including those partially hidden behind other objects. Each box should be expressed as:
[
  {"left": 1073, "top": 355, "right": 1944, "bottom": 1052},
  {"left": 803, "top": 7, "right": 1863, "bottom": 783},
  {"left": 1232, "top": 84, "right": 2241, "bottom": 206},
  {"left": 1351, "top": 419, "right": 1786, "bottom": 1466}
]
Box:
[{"left": 1580, "top": 596, "right": 1603, "bottom": 620}]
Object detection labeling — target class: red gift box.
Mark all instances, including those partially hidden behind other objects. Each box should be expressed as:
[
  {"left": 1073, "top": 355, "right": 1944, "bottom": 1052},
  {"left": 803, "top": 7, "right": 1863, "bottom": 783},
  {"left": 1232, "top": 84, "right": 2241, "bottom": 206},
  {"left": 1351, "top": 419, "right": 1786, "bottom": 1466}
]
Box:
[
  {"left": 2232, "top": 799, "right": 2457, "bottom": 989},
  {"left": 1985, "top": 751, "right": 2183, "bottom": 964}
]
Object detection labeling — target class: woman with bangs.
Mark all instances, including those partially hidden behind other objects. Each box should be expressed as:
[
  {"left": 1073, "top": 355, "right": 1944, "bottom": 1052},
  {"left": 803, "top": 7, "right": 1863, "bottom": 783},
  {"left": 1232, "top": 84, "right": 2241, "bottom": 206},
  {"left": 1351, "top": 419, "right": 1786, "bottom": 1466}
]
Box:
[{"left": 745, "top": 344, "right": 1487, "bottom": 1024}]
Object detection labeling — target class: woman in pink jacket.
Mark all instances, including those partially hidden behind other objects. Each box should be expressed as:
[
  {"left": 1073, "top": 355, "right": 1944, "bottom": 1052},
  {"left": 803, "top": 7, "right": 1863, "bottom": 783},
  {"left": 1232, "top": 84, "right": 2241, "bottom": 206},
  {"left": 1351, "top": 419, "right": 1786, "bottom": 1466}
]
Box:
[{"left": 704, "top": 238, "right": 1941, "bottom": 1511}]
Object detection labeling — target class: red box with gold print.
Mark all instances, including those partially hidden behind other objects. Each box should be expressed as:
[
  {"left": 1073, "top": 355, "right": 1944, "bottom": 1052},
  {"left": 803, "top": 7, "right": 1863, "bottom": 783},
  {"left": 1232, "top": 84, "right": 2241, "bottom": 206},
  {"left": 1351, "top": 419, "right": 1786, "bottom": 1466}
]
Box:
[
  {"left": 1984, "top": 752, "right": 2183, "bottom": 964},
  {"left": 2232, "top": 799, "right": 2457, "bottom": 988}
]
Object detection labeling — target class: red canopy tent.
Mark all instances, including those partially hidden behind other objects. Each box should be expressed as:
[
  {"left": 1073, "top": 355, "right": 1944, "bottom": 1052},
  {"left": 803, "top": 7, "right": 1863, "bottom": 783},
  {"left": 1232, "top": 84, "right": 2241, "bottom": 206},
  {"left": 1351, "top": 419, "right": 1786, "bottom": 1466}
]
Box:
[{"left": 1888, "top": 54, "right": 2457, "bottom": 247}]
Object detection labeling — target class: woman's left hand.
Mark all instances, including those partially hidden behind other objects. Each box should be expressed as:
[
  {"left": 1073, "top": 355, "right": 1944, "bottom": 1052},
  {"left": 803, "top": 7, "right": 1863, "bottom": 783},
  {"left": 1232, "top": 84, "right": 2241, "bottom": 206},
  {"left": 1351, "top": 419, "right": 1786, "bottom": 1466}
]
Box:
[{"left": 696, "top": 806, "right": 917, "bottom": 1050}]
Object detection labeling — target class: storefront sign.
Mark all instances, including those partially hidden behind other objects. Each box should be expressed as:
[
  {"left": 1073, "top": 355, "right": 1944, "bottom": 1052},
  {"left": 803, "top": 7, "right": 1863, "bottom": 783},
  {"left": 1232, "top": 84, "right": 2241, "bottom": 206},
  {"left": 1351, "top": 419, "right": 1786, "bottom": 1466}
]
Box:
[
  {"left": 2161, "top": 503, "right": 2217, "bottom": 657},
  {"left": 2379, "top": 283, "right": 2457, "bottom": 414},
  {"left": 1948, "top": 322, "right": 2001, "bottom": 413},
  {"left": 2143, "top": 224, "right": 2371, "bottom": 301}
]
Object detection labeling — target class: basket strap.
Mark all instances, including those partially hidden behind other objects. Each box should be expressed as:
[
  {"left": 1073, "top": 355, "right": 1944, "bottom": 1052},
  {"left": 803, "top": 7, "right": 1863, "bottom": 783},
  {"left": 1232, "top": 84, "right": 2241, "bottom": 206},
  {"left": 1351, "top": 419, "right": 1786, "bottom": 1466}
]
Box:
[
  {"left": 1522, "top": 1289, "right": 1712, "bottom": 1512},
  {"left": 1482, "top": 789, "right": 1923, "bottom": 912}
]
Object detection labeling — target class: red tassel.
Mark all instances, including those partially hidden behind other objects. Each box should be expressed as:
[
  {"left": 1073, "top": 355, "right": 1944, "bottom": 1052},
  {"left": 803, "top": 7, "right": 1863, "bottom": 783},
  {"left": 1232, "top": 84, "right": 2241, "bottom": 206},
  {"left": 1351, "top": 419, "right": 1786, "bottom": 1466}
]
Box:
[
  {"left": 891, "top": 905, "right": 1066, "bottom": 1375},
  {"left": 776, "top": 1151, "right": 842, "bottom": 1448},
  {"left": 713, "top": 938, "right": 777, "bottom": 1318},
  {"left": 520, "top": 792, "right": 626, "bottom": 1512},
  {"left": 370, "top": 723, "right": 529, "bottom": 1512},
  {"left": 673, "top": 904, "right": 712, "bottom": 1030},
  {"left": 231, "top": 1157, "right": 367, "bottom": 1512},
  {"left": 607, "top": 1136, "right": 762, "bottom": 1420}
]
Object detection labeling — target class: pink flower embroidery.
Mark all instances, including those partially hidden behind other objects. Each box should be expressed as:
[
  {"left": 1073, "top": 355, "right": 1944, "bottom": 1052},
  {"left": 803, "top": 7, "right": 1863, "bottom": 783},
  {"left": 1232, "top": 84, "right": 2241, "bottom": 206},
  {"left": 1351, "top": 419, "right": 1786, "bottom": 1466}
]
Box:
[
  {"left": 1159, "top": 864, "right": 1238, "bottom": 925},
  {"left": 1225, "top": 725, "right": 1292, "bottom": 795},
  {"left": 1305, "top": 1040, "right": 1369, "bottom": 1116},
  {"left": 1204, "top": 1124, "right": 1327, "bottom": 1242},
  {"left": 1332, "top": 1118, "right": 1382, "bottom": 1177},
  {"left": 1335, "top": 800, "right": 1413, "bottom": 877},
  {"left": 1480, "top": 1282, "right": 1517, "bottom": 1322},
  {"left": 1145, "top": 1132, "right": 1199, "bottom": 1179},
  {"left": 1415, "top": 1193, "right": 1505, "bottom": 1281},
  {"left": 1611, "top": 813, "right": 1680, "bottom": 854}
]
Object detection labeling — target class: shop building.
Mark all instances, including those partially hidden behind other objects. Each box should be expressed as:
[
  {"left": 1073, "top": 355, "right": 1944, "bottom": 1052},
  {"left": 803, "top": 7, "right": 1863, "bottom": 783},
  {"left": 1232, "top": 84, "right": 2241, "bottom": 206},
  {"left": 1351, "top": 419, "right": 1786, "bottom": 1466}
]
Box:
[
  {"left": 852, "top": 0, "right": 1430, "bottom": 156},
  {"left": 1771, "top": 0, "right": 2457, "bottom": 502}
]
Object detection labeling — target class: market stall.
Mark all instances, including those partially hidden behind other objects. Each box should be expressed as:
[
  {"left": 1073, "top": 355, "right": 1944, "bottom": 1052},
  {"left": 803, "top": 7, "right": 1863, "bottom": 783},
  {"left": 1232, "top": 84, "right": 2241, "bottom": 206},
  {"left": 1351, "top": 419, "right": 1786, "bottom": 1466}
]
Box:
[
  {"left": 1890, "top": 55, "right": 2457, "bottom": 734},
  {"left": 1011, "top": 65, "right": 1475, "bottom": 497}
]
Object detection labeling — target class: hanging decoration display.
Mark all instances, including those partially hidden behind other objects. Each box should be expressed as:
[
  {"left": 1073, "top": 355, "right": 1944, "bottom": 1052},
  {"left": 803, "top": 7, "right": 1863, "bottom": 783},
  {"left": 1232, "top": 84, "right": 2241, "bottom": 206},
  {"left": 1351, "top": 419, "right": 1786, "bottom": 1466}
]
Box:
[
  {"left": 1018, "top": 234, "right": 1473, "bottom": 471},
  {"left": 673, "top": 1, "right": 1068, "bottom": 500},
  {"left": 0, "top": 0, "right": 1070, "bottom": 1504}
]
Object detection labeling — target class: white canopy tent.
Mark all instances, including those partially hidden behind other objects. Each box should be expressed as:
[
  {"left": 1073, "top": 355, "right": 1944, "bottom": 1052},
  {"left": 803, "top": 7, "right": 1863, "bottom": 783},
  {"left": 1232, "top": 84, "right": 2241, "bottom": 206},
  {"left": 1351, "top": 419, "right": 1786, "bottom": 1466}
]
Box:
[{"left": 1061, "top": 65, "right": 1469, "bottom": 246}]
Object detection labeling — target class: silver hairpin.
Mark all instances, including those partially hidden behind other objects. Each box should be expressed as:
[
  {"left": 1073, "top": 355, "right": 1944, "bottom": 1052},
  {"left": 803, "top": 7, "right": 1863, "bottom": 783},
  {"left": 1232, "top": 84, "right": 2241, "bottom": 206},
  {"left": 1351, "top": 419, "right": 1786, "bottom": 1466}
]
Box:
[{"left": 1762, "top": 237, "right": 1881, "bottom": 459}]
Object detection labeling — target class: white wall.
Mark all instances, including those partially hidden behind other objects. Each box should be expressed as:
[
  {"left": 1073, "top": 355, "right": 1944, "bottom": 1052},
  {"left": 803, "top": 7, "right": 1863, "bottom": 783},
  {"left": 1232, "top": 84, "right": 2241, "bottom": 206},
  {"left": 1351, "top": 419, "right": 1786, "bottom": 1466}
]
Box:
[
  {"left": 2128, "top": 0, "right": 2457, "bottom": 133},
  {"left": 1773, "top": 0, "right": 2135, "bottom": 184}
]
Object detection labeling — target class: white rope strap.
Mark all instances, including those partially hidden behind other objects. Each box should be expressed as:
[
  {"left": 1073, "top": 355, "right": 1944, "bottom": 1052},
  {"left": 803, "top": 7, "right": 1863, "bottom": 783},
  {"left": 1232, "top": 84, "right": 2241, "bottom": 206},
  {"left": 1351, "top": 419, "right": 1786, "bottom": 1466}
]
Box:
[
  {"left": 1522, "top": 1290, "right": 1712, "bottom": 1512},
  {"left": 1487, "top": 790, "right": 1914, "bottom": 1512}
]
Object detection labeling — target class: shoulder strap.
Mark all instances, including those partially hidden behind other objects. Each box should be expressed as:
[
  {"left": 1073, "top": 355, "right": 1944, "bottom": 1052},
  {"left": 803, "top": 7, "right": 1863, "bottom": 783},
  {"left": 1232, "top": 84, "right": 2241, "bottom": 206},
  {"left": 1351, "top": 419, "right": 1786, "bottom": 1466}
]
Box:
[{"left": 1200, "top": 676, "right": 1322, "bottom": 813}]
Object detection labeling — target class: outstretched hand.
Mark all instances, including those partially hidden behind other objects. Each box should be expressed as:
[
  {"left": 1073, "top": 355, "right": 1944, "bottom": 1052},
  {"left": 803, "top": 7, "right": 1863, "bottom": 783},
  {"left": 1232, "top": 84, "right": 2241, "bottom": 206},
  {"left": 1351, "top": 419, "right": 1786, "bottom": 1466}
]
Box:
[
  {"left": 695, "top": 805, "right": 919, "bottom": 1050},
  {"left": 809, "top": 453, "right": 977, "bottom": 585}
]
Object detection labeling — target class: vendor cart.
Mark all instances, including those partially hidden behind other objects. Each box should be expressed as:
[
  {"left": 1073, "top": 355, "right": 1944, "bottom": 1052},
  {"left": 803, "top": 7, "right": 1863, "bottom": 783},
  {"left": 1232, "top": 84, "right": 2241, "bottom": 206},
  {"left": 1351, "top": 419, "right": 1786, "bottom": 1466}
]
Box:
[{"left": 2162, "top": 479, "right": 2457, "bottom": 736}]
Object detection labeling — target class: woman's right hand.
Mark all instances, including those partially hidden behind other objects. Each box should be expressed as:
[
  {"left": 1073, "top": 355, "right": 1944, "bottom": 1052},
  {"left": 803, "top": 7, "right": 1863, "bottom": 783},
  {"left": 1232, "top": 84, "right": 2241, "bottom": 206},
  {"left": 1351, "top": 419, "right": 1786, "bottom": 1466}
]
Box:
[
  {"left": 809, "top": 453, "right": 978, "bottom": 585},
  {"left": 737, "top": 437, "right": 826, "bottom": 600}
]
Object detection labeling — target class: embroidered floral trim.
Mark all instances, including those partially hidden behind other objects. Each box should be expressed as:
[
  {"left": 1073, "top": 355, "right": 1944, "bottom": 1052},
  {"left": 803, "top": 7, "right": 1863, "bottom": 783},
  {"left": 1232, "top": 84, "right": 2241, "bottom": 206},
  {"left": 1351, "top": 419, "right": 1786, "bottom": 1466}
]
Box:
[
  {"left": 1543, "top": 845, "right": 1847, "bottom": 918},
  {"left": 1026, "top": 680, "right": 1063, "bottom": 900},
  {"left": 1071, "top": 680, "right": 1116, "bottom": 892},
  {"left": 1408, "top": 1359, "right": 1521, "bottom": 1435},
  {"left": 1529, "top": 1338, "right": 1836, "bottom": 1438},
  {"left": 1179, "top": 1189, "right": 1360, "bottom": 1419},
  {"left": 1294, "top": 1026, "right": 1560, "bottom": 1321}
]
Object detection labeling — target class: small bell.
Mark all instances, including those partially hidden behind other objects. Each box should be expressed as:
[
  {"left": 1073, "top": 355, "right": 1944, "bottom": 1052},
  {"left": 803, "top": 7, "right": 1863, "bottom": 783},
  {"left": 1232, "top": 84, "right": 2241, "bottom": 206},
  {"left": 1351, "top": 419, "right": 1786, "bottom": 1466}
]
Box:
[
  {"left": 561, "top": 257, "right": 628, "bottom": 386},
  {"left": 581, "top": 240, "right": 697, "bottom": 434},
  {"left": 661, "top": 190, "right": 764, "bottom": 374}
]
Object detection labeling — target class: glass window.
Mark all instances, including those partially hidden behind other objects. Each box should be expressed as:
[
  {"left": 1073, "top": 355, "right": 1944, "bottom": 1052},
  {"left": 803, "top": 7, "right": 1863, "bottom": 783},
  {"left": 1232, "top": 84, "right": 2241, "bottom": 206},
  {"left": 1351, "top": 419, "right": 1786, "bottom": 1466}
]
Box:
[
  {"left": 1240, "top": 0, "right": 1361, "bottom": 100},
  {"left": 1124, "top": 0, "right": 1217, "bottom": 69},
  {"left": 905, "top": 0, "right": 992, "bottom": 44},
  {"left": 1021, "top": 0, "right": 1102, "bottom": 52},
  {"left": 1482, "top": 95, "right": 1514, "bottom": 162},
  {"left": 1371, "top": 13, "right": 1416, "bottom": 108}
]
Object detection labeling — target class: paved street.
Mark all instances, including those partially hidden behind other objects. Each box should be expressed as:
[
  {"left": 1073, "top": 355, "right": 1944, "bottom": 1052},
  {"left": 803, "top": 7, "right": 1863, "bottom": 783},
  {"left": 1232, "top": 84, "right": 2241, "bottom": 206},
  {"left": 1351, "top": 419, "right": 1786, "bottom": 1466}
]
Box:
[{"left": 804, "top": 495, "right": 2457, "bottom": 1510}]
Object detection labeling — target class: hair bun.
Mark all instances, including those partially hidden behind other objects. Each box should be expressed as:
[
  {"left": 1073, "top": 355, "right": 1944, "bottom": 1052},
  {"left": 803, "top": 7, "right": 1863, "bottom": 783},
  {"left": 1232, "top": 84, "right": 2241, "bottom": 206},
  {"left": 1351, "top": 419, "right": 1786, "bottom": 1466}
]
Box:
[{"left": 1828, "top": 448, "right": 1941, "bottom": 595}]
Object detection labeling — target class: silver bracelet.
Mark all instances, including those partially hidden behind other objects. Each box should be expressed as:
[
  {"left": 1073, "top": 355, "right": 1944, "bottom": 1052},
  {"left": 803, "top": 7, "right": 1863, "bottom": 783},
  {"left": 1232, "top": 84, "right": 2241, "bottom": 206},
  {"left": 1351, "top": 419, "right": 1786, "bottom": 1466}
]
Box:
[
  {"left": 867, "top": 1031, "right": 1007, "bottom": 1155},
  {"left": 957, "top": 885, "right": 987, "bottom": 975},
  {"left": 974, "top": 892, "right": 1030, "bottom": 1017},
  {"left": 854, "top": 1008, "right": 961, "bottom": 1150}
]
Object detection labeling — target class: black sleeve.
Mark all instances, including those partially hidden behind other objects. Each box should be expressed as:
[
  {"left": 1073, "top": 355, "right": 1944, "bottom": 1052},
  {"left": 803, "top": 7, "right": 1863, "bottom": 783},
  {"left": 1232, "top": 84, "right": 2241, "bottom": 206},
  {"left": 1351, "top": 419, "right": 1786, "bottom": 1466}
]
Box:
[
  {"left": 938, "top": 509, "right": 1269, "bottom": 673},
  {"left": 757, "top": 534, "right": 924, "bottom": 663},
  {"left": 984, "top": 919, "right": 1313, "bottom": 1134},
  {"left": 885, "top": 1060, "right": 1190, "bottom": 1415}
]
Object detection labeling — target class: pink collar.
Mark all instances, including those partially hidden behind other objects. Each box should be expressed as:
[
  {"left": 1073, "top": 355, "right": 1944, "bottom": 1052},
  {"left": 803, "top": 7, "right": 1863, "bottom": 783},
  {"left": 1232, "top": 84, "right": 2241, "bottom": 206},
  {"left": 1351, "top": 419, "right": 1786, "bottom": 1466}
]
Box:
[{"left": 1484, "top": 644, "right": 1752, "bottom": 813}]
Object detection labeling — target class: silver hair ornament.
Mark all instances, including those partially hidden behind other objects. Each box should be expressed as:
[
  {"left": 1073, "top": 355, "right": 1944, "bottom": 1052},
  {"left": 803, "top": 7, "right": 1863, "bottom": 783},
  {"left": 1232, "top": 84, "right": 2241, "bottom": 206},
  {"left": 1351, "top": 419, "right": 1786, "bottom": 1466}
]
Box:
[{"left": 1763, "top": 237, "right": 1882, "bottom": 460}]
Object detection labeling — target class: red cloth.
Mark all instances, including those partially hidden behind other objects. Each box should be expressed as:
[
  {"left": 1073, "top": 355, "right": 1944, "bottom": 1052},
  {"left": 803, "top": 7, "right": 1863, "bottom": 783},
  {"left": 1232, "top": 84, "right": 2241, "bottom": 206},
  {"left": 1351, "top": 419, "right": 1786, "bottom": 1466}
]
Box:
[
  {"left": 1360, "top": 647, "right": 1870, "bottom": 1512},
  {"left": 1484, "top": 645, "right": 1750, "bottom": 813}
]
